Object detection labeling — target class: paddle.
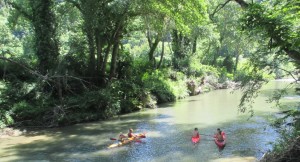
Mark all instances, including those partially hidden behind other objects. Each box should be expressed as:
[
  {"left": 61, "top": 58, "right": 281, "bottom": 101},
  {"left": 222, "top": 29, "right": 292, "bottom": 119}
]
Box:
[
  {"left": 199, "top": 133, "right": 213, "bottom": 137},
  {"left": 110, "top": 133, "right": 146, "bottom": 142}
]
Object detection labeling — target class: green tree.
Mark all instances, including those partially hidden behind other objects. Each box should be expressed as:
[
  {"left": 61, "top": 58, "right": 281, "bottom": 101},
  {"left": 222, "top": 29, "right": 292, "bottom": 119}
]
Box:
[{"left": 7, "top": 0, "right": 59, "bottom": 75}]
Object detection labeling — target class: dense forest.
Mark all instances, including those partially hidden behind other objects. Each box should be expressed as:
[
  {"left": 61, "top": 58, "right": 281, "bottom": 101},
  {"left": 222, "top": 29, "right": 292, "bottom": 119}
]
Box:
[
  {"left": 0, "top": 0, "right": 299, "bottom": 125},
  {"left": 0, "top": 0, "right": 299, "bottom": 158}
]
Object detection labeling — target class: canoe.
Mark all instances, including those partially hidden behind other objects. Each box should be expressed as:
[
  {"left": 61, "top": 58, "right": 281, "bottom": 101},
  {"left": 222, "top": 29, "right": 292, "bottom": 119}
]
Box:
[
  {"left": 214, "top": 132, "right": 226, "bottom": 148},
  {"left": 191, "top": 135, "right": 201, "bottom": 144},
  {"left": 108, "top": 133, "right": 146, "bottom": 149}
]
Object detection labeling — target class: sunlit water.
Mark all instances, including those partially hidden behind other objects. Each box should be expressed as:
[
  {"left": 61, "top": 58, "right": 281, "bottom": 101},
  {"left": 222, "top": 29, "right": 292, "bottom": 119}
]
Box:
[{"left": 1, "top": 80, "right": 299, "bottom": 162}]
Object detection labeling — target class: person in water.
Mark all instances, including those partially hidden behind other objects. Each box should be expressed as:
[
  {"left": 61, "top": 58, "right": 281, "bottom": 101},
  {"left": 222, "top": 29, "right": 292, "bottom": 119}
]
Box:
[
  {"left": 127, "top": 128, "right": 136, "bottom": 138},
  {"left": 215, "top": 128, "right": 224, "bottom": 141},
  {"left": 118, "top": 128, "right": 136, "bottom": 141},
  {"left": 192, "top": 128, "right": 200, "bottom": 138}
]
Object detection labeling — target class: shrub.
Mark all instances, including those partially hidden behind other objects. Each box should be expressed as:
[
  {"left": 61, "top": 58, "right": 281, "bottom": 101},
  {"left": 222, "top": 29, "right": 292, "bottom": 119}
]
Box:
[
  {"left": 188, "top": 61, "right": 220, "bottom": 79},
  {"left": 110, "top": 79, "right": 144, "bottom": 113},
  {"left": 142, "top": 70, "right": 176, "bottom": 103},
  {"left": 234, "top": 60, "right": 274, "bottom": 82},
  {"left": 0, "top": 110, "right": 13, "bottom": 128},
  {"left": 168, "top": 71, "right": 189, "bottom": 99}
]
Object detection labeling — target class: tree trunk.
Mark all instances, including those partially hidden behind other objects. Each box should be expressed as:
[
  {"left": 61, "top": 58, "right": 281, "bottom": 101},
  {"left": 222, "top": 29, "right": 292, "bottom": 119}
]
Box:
[
  {"left": 148, "top": 35, "right": 160, "bottom": 68},
  {"left": 147, "top": 30, "right": 152, "bottom": 49},
  {"left": 234, "top": 45, "right": 240, "bottom": 74},
  {"left": 109, "top": 22, "right": 123, "bottom": 79},
  {"left": 172, "top": 30, "right": 180, "bottom": 69},
  {"left": 95, "top": 34, "right": 103, "bottom": 74},
  {"left": 157, "top": 41, "right": 165, "bottom": 69},
  {"left": 87, "top": 31, "right": 96, "bottom": 76},
  {"left": 212, "top": 46, "right": 219, "bottom": 66},
  {"left": 101, "top": 42, "right": 112, "bottom": 77},
  {"left": 192, "top": 36, "right": 197, "bottom": 54},
  {"left": 30, "top": 0, "right": 59, "bottom": 75},
  {"left": 110, "top": 39, "right": 120, "bottom": 79}
]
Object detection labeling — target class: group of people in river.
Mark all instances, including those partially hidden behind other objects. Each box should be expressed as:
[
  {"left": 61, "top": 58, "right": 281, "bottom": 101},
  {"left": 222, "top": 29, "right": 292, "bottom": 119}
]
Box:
[
  {"left": 118, "top": 128, "right": 224, "bottom": 142},
  {"left": 192, "top": 127, "right": 224, "bottom": 142}
]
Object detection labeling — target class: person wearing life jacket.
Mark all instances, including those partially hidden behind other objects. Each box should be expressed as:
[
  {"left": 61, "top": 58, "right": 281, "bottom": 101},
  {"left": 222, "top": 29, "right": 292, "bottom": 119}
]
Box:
[
  {"left": 192, "top": 128, "right": 200, "bottom": 138},
  {"left": 127, "top": 128, "right": 136, "bottom": 138},
  {"left": 215, "top": 128, "right": 224, "bottom": 142}
]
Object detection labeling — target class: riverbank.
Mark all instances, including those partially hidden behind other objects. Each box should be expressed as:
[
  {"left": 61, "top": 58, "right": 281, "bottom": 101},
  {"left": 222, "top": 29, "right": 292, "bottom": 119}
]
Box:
[
  {"left": 0, "top": 78, "right": 238, "bottom": 135},
  {"left": 260, "top": 136, "right": 300, "bottom": 162},
  {"left": 259, "top": 82, "right": 300, "bottom": 162},
  {"left": 0, "top": 127, "right": 24, "bottom": 138},
  {"left": 0, "top": 81, "right": 282, "bottom": 161}
]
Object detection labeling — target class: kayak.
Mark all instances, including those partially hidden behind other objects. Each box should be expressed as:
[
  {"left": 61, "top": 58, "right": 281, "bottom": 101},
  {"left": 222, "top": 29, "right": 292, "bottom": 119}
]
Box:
[
  {"left": 214, "top": 132, "right": 226, "bottom": 148},
  {"left": 108, "top": 133, "right": 146, "bottom": 149},
  {"left": 191, "top": 135, "right": 201, "bottom": 144}
]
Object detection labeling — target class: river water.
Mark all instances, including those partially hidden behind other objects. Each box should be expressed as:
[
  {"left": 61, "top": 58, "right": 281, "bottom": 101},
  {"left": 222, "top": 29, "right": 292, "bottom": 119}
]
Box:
[{"left": 0, "top": 80, "right": 299, "bottom": 162}]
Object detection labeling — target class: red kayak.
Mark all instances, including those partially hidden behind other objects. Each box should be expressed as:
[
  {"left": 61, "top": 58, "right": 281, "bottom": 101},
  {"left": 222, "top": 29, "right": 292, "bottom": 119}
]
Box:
[
  {"left": 191, "top": 135, "right": 201, "bottom": 144},
  {"left": 214, "top": 132, "right": 226, "bottom": 148}
]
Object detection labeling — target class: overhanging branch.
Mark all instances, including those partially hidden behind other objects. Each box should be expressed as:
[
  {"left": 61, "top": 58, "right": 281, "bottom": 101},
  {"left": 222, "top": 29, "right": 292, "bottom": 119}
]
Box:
[
  {"left": 0, "top": 56, "right": 44, "bottom": 79},
  {"left": 0, "top": 57, "right": 91, "bottom": 88},
  {"left": 210, "top": 0, "right": 249, "bottom": 20},
  {"left": 234, "top": 0, "right": 249, "bottom": 8},
  {"left": 210, "top": 0, "right": 232, "bottom": 20}
]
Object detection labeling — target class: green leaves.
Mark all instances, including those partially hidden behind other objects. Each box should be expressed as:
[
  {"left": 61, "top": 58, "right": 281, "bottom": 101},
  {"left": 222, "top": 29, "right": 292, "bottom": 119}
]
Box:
[
  {"left": 148, "top": 0, "right": 208, "bottom": 34},
  {"left": 240, "top": 1, "right": 300, "bottom": 62}
]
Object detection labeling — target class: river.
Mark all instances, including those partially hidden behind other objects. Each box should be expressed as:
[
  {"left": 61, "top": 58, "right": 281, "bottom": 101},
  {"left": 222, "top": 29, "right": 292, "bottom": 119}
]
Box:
[{"left": 0, "top": 80, "right": 299, "bottom": 162}]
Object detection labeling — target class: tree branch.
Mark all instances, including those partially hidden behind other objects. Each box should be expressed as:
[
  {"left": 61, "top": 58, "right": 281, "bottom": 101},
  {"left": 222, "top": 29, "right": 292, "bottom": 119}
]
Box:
[
  {"left": 210, "top": 0, "right": 232, "bottom": 20},
  {"left": 282, "top": 48, "right": 300, "bottom": 63},
  {"left": 0, "top": 57, "right": 93, "bottom": 89},
  {"left": 231, "top": 0, "right": 300, "bottom": 63},
  {"left": 276, "top": 67, "right": 298, "bottom": 82},
  {"left": 210, "top": 0, "right": 249, "bottom": 20},
  {"left": 234, "top": 0, "right": 249, "bottom": 8},
  {"left": 0, "top": 56, "right": 44, "bottom": 79}
]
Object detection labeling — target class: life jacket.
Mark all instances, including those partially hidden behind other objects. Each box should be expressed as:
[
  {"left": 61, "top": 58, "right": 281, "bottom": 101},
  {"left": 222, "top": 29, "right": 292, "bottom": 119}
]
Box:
[
  {"left": 192, "top": 131, "right": 199, "bottom": 138},
  {"left": 128, "top": 132, "right": 134, "bottom": 138}
]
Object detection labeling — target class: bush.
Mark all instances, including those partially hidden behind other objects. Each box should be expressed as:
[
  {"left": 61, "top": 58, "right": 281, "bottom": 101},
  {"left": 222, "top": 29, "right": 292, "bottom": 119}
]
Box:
[
  {"left": 109, "top": 79, "right": 144, "bottom": 113},
  {"left": 0, "top": 110, "right": 13, "bottom": 128},
  {"left": 234, "top": 60, "right": 274, "bottom": 82},
  {"left": 65, "top": 88, "right": 121, "bottom": 120},
  {"left": 188, "top": 61, "right": 220, "bottom": 79},
  {"left": 142, "top": 69, "right": 176, "bottom": 103},
  {"left": 169, "top": 72, "right": 189, "bottom": 99},
  {"left": 218, "top": 67, "right": 233, "bottom": 83}
]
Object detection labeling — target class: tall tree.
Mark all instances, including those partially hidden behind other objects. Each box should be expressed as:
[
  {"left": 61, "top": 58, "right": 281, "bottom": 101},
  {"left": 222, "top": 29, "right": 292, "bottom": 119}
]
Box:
[
  {"left": 7, "top": 0, "right": 59, "bottom": 75},
  {"left": 142, "top": 0, "right": 209, "bottom": 70}
]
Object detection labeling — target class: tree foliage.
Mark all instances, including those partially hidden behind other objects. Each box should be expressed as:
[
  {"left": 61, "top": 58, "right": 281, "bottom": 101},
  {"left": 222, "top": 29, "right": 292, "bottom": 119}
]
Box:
[
  {"left": 0, "top": 0, "right": 298, "bottom": 129},
  {"left": 240, "top": 0, "right": 300, "bottom": 63}
]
